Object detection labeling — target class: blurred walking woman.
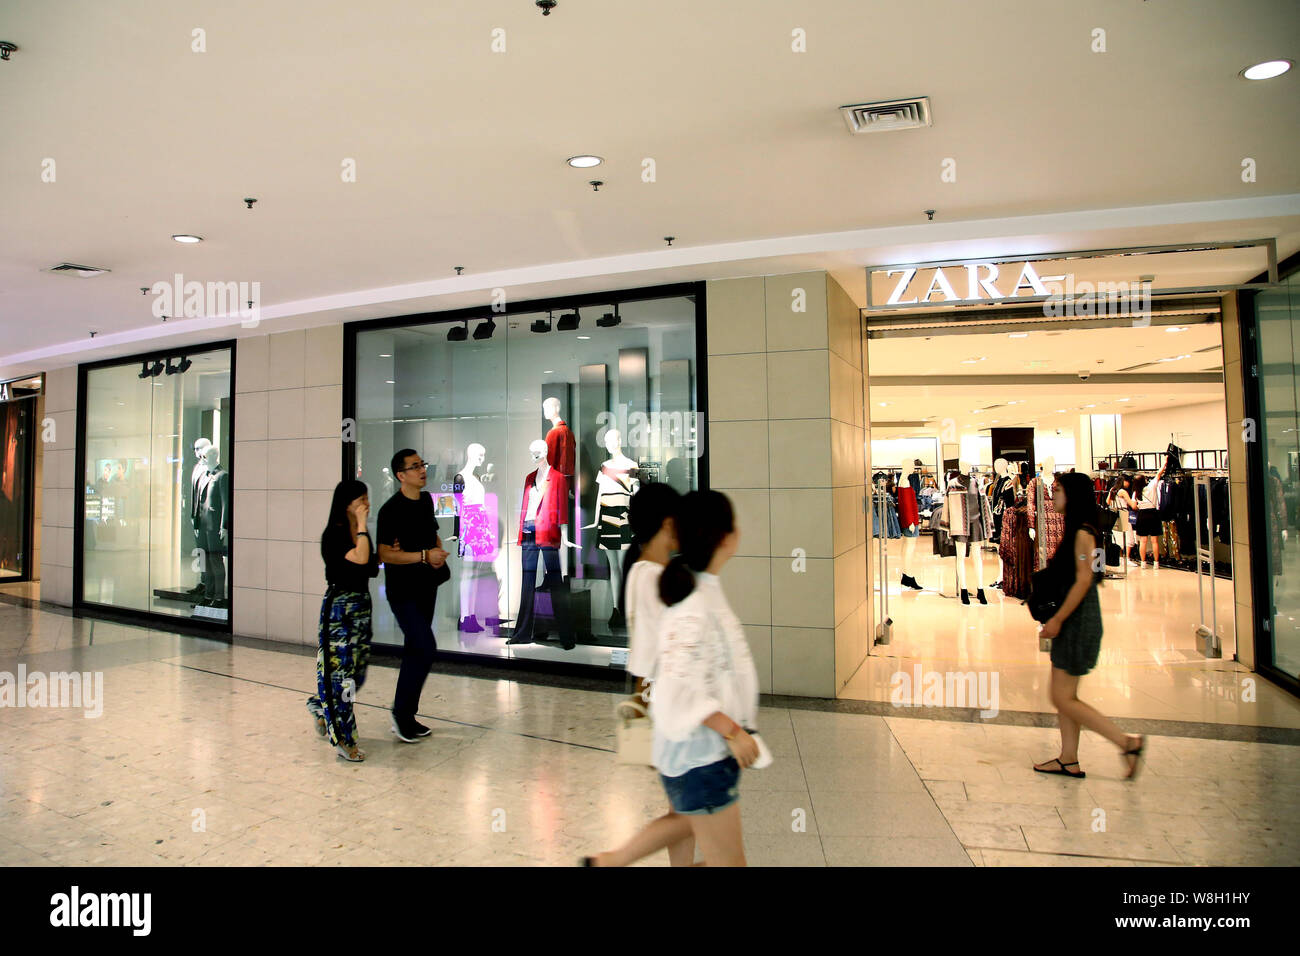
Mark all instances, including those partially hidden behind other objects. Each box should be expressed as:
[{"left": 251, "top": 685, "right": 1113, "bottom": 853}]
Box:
[
  {"left": 306, "top": 479, "right": 379, "bottom": 762},
  {"left": 1033, "top": 472, "right": 1145, "bottom": 780},
  {"left": 653, "top": 491, "right": 759, "bottom": 866}
]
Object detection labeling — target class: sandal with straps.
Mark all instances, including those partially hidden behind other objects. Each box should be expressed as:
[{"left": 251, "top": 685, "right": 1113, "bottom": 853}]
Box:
[
  {"left": 1122, "top": 735, "right": 1145, "bottom": 780},
  {"left": 1033, "top": 757, "right": 1086, "bottom": 778}
]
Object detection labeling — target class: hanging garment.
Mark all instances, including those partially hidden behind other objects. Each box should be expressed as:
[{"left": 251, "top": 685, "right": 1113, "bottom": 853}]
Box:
[
  {"left": 945, "top": 484, "right": 993, "bottom": 541},
  {"left": 517, "top": 466, "right": 569, "bottom": 548},
  {"left": 872, "top": 494, "right": 901, "bottom": 538},
  {"left": 990, "top": 475, "right": 1014, "bottom": 537},
  {"left": 1026, "top": 476, "right": 1064, "bottom": 570},
  {"left": 930, "top": 503, "right": 956, "bottom": 557},
  {"left": 999, "top": 503, "right": 1033, "bottom": 599}
]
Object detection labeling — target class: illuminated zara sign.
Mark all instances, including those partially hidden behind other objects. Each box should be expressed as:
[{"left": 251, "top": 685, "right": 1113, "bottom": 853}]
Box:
[{"left": 878, "top": 260, "right": 1065, "bottom": 306}]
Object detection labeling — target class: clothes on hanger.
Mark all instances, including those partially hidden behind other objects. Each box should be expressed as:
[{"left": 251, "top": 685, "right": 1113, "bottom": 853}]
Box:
[
  {"left": 1026, "top": 474, "right": 1064, "bottom": 570},
  {"left": 999, "top": 502, "right": 1033, "bottom": 599}
]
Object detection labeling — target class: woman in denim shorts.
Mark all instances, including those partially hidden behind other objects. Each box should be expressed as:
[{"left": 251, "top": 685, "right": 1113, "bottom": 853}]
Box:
[{"left": 650, "top": 491, "right": 760, "bottom": 866}]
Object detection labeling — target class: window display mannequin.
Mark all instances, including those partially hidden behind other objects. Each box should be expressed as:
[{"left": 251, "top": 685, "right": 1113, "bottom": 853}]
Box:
[
  {"left": 452, "top": 442, "right": 499, "bottom": 633},
  {"left": 586, "top": 428, "right": 640, "bottom": 626},
  {"left": 186, "top": 438, "right": 212, "bottom": 594},
  {"left": 989, "top": 458, "right": 1012, "bottom": 587},
  {"left": 509, "top": 438, "right": 575, "bottom": 648},
  {"left": 542, "top": 397, "right": 576, "bottom": 577},
  {"left": 1027, "top": 455, "right": 1065, "bottom": 570},
  {"left": 944, "top": 460, "right": 993, "bottom": 605},
  {"left": 196, "top": 445, "right": 230, "bottom": 603},
  {"left": 898, "top": 460, "right": 923, "bottom": 590}
]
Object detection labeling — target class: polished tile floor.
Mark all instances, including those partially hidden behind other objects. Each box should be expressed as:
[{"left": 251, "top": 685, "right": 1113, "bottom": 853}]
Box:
[
  {"left": 2, "top": 597, "right": 1297, "bottom": 866},
  {"left": 844, "top": 541, "right": 1300, "bottom": 729}
]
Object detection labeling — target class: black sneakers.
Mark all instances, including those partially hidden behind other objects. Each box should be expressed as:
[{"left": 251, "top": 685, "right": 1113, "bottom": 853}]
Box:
[{"left": 390, "top": 714, "right": 428, "bottom": 742}]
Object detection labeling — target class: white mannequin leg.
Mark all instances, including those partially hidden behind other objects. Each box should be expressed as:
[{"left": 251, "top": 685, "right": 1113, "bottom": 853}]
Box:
[
  {"left": 559, "top": 525, "right": 570, "bottom": 577},
  {"left": 902, "top": 531, "right": 917, "bottom": 577},
  {"left": 459, "top": 559, "right": 474, "bottom": 621},
  {"left": 971, "top": 543, "right": 985, "bottom": 590},
  {"left": 955, "top": 540, "right": 968, "bottom": 590},
  {"left": 605, "top": 550, "right": 624, "bottom": 610}
]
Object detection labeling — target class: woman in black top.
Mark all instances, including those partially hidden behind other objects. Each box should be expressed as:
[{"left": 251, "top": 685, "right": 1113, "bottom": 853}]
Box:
[
  {"left": 1033, "top": 472, "right": 1145, "bottom": 780},
  {"left": 306, "top": 479, "right": 379, "bottom": 762}
]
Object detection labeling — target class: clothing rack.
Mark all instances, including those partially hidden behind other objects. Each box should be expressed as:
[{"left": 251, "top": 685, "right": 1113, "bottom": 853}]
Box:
[{"left": 1099, "top": 448, "right": 1228, "bottom": 472}]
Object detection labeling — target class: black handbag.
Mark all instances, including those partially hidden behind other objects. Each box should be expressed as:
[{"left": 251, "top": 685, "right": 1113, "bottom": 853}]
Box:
[
  {"left": 1118, "top": 452, "right": 1138, "bottom": 470},
  {"left": 1027, "top": 564, "right": 1069, "bottom": 623},
  {"left": 1105, "top": 541, "right": 1121, "bottom": 566}
]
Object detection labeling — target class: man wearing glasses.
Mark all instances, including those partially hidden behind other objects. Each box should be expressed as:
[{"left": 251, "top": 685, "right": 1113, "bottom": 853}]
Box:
[{"left": 377, "top": 448, "right": 449, "bottom": 742}]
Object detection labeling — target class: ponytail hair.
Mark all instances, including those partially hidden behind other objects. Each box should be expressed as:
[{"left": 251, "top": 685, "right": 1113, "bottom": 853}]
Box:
[
  {"left": 659, "top": 490, "right": 735, "bottom": 607},
  {"left": 618, "top": 482, "right": 682, "bottom": 610}
]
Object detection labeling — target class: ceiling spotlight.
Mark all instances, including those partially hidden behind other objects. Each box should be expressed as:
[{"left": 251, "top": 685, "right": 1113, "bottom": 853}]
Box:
[
  {"left": 567, "top": 155, "right": 602, "bottom": 168},
  {"left": 1008, "top": 332, "right": 1028, "bottom": 339},
  {"left": 596, "top": 304, "right": 621, "bottom": 328},
  {"left": 164, "top": 356, "right": 192, "bottom": 375},
  {"left": 536, "top": 0, "right": 557, "bottom": 14},
  {"left": 1166, "top": 326, "right": 1187, "bottom": 333},
  {"left": 1242, "top": 59, "right": 1292, "bottom": 80},
  {"left": 557, "top": 309, "right": 581, "bottom": 332},
  {"left": 960, "top": 356, "right": 986, "bottom": 364},
  {"left": 447, "top": 321, "right": 469, "bottom": 342},
  {"left": 172, "top": 235, "right": 203, "bottom": 243},
  {"left": 473, "top": 317, "right": 496, "bottom": 340},
  {"left": 531, "top": 312, "right": 553, "bottom": 334},
  {"left": 138, "top": 361, "right": 152, "bottom": 379}
]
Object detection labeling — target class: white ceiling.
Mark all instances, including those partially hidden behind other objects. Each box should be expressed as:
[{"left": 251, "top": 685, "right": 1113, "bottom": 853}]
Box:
[
  {"left": 2, "top": 0, "right": 1298, "bottom": 379},
  {"left": 868, "top": 320, "right": 1225, "bottom": 433}
]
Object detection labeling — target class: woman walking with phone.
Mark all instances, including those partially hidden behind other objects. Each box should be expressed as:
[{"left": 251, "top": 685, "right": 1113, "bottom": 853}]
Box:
[
  {"left": 306, "top": 479, "right": 379, "bottom": 762},
  {"left": 1033, "top": 471, "right": 1145, "bottom": 780},
  {"left": 650, "top": 490, "right": 760, "bottom": 866}
]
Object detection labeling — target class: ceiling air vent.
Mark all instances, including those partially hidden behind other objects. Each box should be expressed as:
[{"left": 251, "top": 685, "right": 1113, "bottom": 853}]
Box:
[
  {"left": 840, "top": 97, "right": 932, "bottom": 134},
  {"left": 49, "top": 262, "right": 110, "bottom": 277}
]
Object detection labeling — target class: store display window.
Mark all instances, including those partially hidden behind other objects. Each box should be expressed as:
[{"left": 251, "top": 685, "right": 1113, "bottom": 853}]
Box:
[
  {"left": 0, "top": 383, "right": 38, "bottom": 581},
  {"left": 348, "top": 285, "right": 704, "bottom": 668},
  {"left": 78, "top": 345, "right": 233, "bottom": 624}
]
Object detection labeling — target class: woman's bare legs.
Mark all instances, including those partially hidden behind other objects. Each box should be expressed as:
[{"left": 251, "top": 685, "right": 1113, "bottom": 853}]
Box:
[
  {"left": 688, "top": 801, "right": 746, "bottom": 867},
  {"left": 592, "top": 811, "right": 695, "bottom": 867},
  {"left": 1038, "top": 668, "right": 1139, "bottom": 772}
]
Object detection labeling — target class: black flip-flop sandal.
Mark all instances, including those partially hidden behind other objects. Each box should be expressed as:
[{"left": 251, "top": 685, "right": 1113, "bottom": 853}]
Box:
[
  {"left": 1123, "top": 736, "right": 1145, "bottom": 780},
  {"left": 1034, "top": 758, "right": 1086, "bottom": 778}
]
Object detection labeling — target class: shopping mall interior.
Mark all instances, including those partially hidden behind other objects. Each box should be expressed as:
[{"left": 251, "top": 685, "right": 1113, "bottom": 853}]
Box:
[{"left": 0, "top": 0, "right": 1298, "bottom": 878}]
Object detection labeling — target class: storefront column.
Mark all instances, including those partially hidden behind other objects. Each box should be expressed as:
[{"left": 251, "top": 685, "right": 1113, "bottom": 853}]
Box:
[
  {"left": 1222, "top": 293, "right": 1255, "bottom": 668},
  {"left": 38, "top": 367, "right": 76, "bottom": 605},
  {"left": 706, "top": 272, "right": 869, "bottom": 697},
  {"left": 232, "top": 325, "right": 343, "bottom": 645}
]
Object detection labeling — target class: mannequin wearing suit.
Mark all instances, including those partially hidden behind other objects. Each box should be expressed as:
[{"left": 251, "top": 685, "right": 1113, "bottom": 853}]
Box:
[
  {"left": 188, "top": 438, "right": 212, "bottom": 594},
  {"left": 197, "top": 445, "right": 230, "bottom": 601}
]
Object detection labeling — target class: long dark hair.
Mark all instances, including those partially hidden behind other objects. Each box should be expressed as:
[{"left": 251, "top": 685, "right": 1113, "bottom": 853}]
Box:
[
  {"left": 618, "top": 482, "right": 682, "bottom": 610},
  {"left": 323, "top": 479, "right": 369, "bottom": 545},
  {"left": 659, "top": 490, "right": 735, "bottom": 607},
  {"left": 1049, "top": 471, "right": 1102, "bottom": 583}
]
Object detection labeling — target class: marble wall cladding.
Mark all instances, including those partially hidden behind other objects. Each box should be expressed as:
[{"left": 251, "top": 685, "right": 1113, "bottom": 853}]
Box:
[
  {"left": 1219, "top": 293, "right": 1253, "bottom": 669},
  {"left": 706, "top": 272, "right": 869, "bottom": 698},
  {"left": 38, "top": 368, "right": 76, "bottom": 605},
  {"left": 233, "top": 326, "right": 343, "bottom": 645}
]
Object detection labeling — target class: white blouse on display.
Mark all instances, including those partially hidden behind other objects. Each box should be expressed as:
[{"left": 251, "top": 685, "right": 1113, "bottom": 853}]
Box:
[
  {"left": 625, "top": 560, "right": 665, "bottom": 680},
  {"left": 651, "top": 572, "right": 760, "bottom": 777}
]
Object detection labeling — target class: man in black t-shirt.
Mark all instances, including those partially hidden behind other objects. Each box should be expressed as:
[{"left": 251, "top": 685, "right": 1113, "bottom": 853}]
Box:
[{"left": 377, "top": 448, "right": 448, "bottom": 741}]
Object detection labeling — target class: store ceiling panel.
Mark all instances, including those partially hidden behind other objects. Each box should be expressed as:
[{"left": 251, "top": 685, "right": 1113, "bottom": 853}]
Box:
[{"left": 1, "top": 0, "right": 1298, "bottom": 376}]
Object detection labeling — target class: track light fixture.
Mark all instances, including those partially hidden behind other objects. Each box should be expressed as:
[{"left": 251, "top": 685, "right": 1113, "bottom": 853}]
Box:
[
  {"left": 596, "top": 304, "right": 621, "bottom": 328},
  {"left": 531, "top": 312, "right": 553, "bottom": 334},
  {"left": 447, "top": 321, "right": 469, "bottom": 342},
  {"left": 164, "top": 356, "right": 193, "bottom": 375},
  {"left": 557, "top": 309, "right": 581, "bottom": 332},
  {"left": 473, "top": 317, "right": 496, "bottom": 340}
]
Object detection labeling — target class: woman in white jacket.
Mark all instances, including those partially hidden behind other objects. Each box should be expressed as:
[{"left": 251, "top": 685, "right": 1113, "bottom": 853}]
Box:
[{"left": 650, "top": 491, "right": 759, "bottom": 866}]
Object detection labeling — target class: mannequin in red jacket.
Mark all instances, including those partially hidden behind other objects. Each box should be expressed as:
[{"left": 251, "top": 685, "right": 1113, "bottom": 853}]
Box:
[
  {"left": 511, "top": 438, "right": 575, "bottom": 648},
  {"left": 542, "top": 396, "right": 576, "bottom": 576}
]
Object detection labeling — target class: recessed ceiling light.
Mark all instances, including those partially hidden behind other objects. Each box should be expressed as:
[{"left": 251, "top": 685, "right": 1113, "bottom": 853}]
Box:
[
  {"left": 1008, "top": 332, "right": 1028, "bottom": 339},
  {"left": 544, "top": 370, "right": 554, "bottom": 374},
  {"left": 878, "top": 402, "right": 891, "bottom": 407},
  {"left": 1166, "top": 326, "right": 1187, "bottom": 333},
  {"left": 567, "top": 155, "right": 604, "bottom": 168},
  {"left": 961, "top": 356, "right": 987, "bottom": 364},
  {"left": 385, "top": 379, "right": 394, "bottom": 384},
  {"left": 1056, "top": 409, "right": 1067, "bottom": 413},
  {"left": 172, "top": 234, "right": 203, "bottom": 243},
  {"left": 577, "top": 335, "right": 591, "bottom": 340},
  {"left": 1083, "top": 404, "right": 1096, "bottom": 408},
  {"left": 970, "top": 408, "right": 983, "bottom": 413},
  {"left": 379, "top": 353, "right": 392, "bottom": 357},
  {"left": 1118, "top": 397, "right": 1130, "bottom": 402},
  {"left": 1242, "top": 59, "right": 1292, "bottom": 80}
]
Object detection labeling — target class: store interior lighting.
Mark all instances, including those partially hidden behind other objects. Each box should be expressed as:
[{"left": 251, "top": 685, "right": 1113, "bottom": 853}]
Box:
[
  {"left": 446, "top": 321, "right": 469, "bottom": 342},
  {"left": 472, "top": 317, "right": 496, "bottom": 340},
  {"left": 556, "top": 309, "right": 581, "bottom": 331},
  {"left": 531, "top": 312, "right": 553, "bottom": 334}
]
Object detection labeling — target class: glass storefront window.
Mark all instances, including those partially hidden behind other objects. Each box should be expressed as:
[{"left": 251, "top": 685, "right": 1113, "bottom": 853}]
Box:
[
  {"left": 350, "top": 288, "right": 702, "bottom": 668},
  {"left": 1254, "top": 272, "right": 1300, "bottom": 679},
  {"left": 0, "top": 394, "right": 36, "bottom": 579},
  {"left": 81, "top": 348, "right": 233, "bottom": 623}
]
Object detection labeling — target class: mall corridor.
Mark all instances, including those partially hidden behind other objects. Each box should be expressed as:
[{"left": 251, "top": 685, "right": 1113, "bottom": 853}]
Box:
[{"left": 2, "top": 596, "right": 1296, "bottom": 867}]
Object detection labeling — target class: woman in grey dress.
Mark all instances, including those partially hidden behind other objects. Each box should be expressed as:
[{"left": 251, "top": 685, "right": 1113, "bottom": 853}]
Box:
[{"left": 1033, "top": 472, "right": 1146, "bottom": 780}]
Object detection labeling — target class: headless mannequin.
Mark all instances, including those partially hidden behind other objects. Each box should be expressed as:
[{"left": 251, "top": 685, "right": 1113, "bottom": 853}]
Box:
[
  {"left": 1028, "top": 455, "right": 1056, "bottom": 542},
  {"left": 198, "top": 445, "right": 230, "bottom": 602},
  {"left": 898, "top": 460, "right": 922, "bottom": 590},
  {"left": 455, "top": 442, "right": 498, "bottom": 632},
  {"left": 510, "top": 439, "right": 575, "bottom": 647},
  {"left": 188, "top": 438, "right": 212, "bottom": 594},
  {"left": 948, "top": 460, "right": 987, "bottom": 605},
  {"left": 586, "top": 428, "right": 639, "bottom": 626},
  {"left": 542, "top": 397, "right": 574, "bottom": 578}
]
